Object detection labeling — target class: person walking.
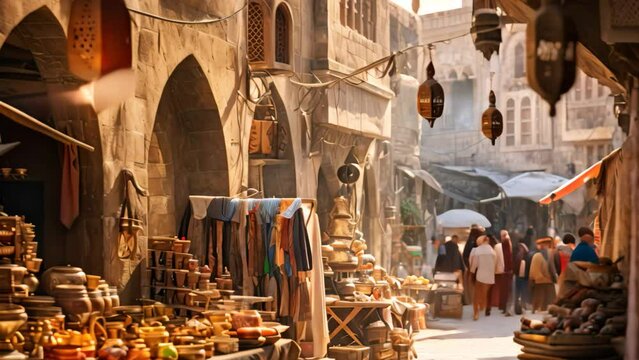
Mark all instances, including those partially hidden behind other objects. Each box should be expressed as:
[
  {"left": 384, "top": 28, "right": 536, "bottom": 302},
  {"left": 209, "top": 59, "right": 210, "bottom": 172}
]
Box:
[
  {"left": 513, "top": 236, "right": 530, "bottom": 315},
  {"left": 493, "top": 229, "right": 514, "bottom": 316},
  {"left": 469, "top": 234, "right": 502, "bottom": 321},
  {"left": 462, "top": 226, "right": 484, "bottom": 304},
  {"left": 529, "top": 237, "right": 558, "bottom": 313},
  {"left": 570, "top": 227, "right": 599, "bottom": 264}
]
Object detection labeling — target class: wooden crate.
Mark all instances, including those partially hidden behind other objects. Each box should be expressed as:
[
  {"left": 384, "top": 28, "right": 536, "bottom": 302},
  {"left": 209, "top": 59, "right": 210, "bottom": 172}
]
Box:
[
  {"left": 369, "top": 343, "right": 394, "bottom": 360},
  {"left": 328, "top": 346, "right": 371, "bottom": 360},
  {"left": 434, "top": 289, "right": 463, "bottom": 319}
]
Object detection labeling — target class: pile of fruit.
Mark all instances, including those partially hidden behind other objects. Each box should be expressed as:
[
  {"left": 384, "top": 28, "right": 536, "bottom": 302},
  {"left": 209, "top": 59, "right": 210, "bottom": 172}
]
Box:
[{"left": 402, "top": 276, "right": 430, "bottom": 286}]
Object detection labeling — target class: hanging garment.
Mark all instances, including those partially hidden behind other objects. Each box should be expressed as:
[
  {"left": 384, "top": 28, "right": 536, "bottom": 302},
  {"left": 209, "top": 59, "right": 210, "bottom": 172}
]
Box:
[
  {"left": 249, "top": 120, "right": 277, "bottom": 155},
  {"left": 60, "top": 144, "right": 80, "bottom": 229},
  {"left": 231, "top": 199, "right": 250, "bottom": 295},
  {"left": 206, "top": 198, "right": 238, "bottom": 277}
]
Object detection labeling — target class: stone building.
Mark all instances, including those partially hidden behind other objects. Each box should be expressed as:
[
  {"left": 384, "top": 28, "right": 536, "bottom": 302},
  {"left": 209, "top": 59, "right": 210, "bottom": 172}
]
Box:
[
  {"left": 417, "top": 0, "right": 620, "bottom": 233},
  {"left": 0, "top": 1, "right": 249, "bottom": 302},
  {"left": 0, "top": 0, "right": 398, "bottom": 299}
]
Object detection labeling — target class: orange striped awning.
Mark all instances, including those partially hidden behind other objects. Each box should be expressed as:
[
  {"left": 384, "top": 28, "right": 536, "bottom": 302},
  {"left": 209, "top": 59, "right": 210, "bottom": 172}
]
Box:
[{"left": 539, "top": 148, "right": 620, "bottom": 205}]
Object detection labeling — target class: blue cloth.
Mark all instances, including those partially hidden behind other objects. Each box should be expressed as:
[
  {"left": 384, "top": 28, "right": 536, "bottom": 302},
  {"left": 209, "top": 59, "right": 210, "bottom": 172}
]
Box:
[{"left": 570, "top": 241, "right": 599, "bottom": 264}]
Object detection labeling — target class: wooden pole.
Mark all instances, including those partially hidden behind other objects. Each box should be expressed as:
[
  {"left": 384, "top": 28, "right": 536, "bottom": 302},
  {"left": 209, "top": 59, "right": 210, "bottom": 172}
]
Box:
[{"left": 0, "top": 100, "right": 95, "bottom": 152}]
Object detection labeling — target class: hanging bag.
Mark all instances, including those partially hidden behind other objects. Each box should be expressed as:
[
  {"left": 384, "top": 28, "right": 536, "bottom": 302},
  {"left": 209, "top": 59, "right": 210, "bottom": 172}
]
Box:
[{"left": 117, "top": 176, "right": 144, "bottom": 259}]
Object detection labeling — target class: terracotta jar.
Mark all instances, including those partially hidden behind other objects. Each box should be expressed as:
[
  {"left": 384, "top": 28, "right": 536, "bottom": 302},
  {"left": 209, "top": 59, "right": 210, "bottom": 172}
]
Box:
[
  {"left": 98, "top": 285, "right": 112, "bottom": 316},
  {"left": 53, "top": 284, "right": 92, "bottom": 326},
  {"left": 41, "top": 266, "right": 86, "bottom": 295},
  {"left": 88, "top": 290, "right": 105, "bottom": 315}
]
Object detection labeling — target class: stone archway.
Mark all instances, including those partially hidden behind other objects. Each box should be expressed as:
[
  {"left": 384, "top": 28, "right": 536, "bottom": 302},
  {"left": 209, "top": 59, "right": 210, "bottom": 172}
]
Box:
[
  {"left": 149, "top": 55, "right": 229, "bottom": 236},
  {"left": 0, "top": 6, "right": 105, "bottom": 275}
]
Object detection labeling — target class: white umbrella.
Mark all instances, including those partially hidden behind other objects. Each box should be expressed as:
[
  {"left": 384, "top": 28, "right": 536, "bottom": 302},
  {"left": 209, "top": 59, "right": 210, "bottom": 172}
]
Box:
[{"left": 437, "top": 209, "right": 491, "bottom": 228}]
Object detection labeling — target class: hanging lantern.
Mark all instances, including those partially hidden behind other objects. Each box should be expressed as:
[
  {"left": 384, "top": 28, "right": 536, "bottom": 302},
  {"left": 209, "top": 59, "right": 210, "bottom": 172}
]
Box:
[
  {"left": 526, "top": 0, "right": 577, "bottom": 117},
  {"left": 471, "top": 5, "right": 502, "bottom": 61},
  {"left": 337, "top": 146, "right": 361, "bottom": 184},
  {"left": 417, "top": 61, "right": 445, "bottom": 128},
  {"left": 481, "top": 90, "right": 503, "bottom": 146},
  {"left": 412, "top": 0, "right": 420, "bottom": 14},
  {"left": 67, "top": 0, "right": 132, "bottom": 81}
]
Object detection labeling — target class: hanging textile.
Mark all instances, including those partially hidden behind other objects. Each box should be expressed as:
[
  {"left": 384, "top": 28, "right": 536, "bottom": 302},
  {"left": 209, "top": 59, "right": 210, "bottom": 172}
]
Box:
[{"left": 60, "top": 144, "right": 80, "bottom": 229}]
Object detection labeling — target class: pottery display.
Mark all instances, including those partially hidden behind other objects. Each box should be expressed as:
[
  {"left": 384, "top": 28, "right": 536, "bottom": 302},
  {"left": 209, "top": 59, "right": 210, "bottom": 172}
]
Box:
[
  {"left": 109, "top": 286, "right": 120, "bottom": 308},
  {"left": 53, "top": 285, "right": 92, "bottom": 326},
  {"left": 0, "top": 264, "right": 27, "bottom": 284},
  {"left": 87, "top": 290, "right": 105, "bottom": 315},
  {"left": 335, "top": 278, "right": 356, "bottom": 297},
  {"left": 41, "top": 266, "right": 86, "bottom": 296},
  {"left": 98, "top": 285, "right": 112, "bottom": 316}
]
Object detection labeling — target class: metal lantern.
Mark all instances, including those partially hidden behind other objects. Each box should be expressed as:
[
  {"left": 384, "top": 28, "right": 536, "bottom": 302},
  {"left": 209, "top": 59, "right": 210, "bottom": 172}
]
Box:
[
  {"left": 526, "top": 0, "right": 577, "bottom": 117},
  {"left": 481, "top": 90, "right": 503, "bottom": 145},
  {"left": 417, "top": 61, "right": 445, "bottom": 128},
  {"left": 471, "top": 5, "right": 502, "bottom": 61},
  {"left": 67, "top": 0, "right": 132, "bottom": 81},
  {"left": 337, "top": 146, "right": 361, "bottom": 184}
]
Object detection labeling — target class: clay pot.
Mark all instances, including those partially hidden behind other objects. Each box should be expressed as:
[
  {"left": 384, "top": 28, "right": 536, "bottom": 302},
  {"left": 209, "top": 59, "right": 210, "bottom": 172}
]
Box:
[
  {"left": 187, "top": 259, "right": 199, "bottom": 272},
  {"left": 88, "top": 290, "right": 105, "bottom": 315},
  {"left": 25, "top": 258, "right": 42, "bottom": 273},
  {"left": 187, "top": 272, "right": 200, "bottom": 289},
  {"left": 98, "top": 285, "right": 112, "bottom": 316},
  {"left": 54, "top": 284, "right": 92, "bottom": 326},
  {"left": 41, "top": 266, "right": 86, "bottom": 296},
  {"left": 109, "top": 286, "right": 120, "bottom": 308},
  {"left": 0, "top": 264, "right": 27, "bottom": 284},
  {"left": 0, "top": 304, "right": 27, "bottom": 352},
  {"left": 85, "top": 275, "right": 101, "bottom": 291},
  {"left": 23, "top": 273, "right": 39, "bottom": 293}
]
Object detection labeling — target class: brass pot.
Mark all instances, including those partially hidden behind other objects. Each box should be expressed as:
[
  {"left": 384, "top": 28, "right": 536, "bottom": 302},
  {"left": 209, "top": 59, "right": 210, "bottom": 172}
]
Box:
[
  {"left": 335, "top": 279, "right": 355, "bottom": 297},
  {"left": 0, "top": 264, "right": 27, "bottom": 284},
  {"left": 53, "top": 284, "right": 92, "bottom": 326},
  {"left": 99, "top": 285, "right": 113, "bottom": 316},
  {"left": 0, "top": 304, "right": 28, "bottom": 352},
  {"left": 41, "top": 266, "right": 86, "bottom": 296}
]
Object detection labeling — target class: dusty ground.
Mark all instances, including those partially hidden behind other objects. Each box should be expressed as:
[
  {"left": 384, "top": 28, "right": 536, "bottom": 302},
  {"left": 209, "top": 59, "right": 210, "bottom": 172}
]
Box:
[{"left": 413, "top": 305, "right": 543, "bottom": 360}]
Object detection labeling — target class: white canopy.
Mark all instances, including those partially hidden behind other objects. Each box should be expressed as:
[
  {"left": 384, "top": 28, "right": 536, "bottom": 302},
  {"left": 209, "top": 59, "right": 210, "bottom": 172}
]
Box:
[{"left": 437, "top": 209, "right": 492, "bottom": 228}]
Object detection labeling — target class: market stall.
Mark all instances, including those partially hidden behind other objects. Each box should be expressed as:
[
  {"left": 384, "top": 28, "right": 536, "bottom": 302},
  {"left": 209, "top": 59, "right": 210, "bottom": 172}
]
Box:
[{"left": 0, "top": 194, "right": 327, "bottom": 359}]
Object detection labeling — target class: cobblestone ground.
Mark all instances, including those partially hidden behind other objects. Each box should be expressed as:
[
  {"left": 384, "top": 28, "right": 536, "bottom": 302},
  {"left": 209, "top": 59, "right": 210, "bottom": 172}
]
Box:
[{"left": 413, "top": 305, "right": 543, "bottom": 360}]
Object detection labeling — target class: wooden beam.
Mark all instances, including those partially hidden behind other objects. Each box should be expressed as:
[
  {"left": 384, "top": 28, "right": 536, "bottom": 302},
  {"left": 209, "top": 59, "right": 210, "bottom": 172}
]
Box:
[{"left": 0, "top": 100, "right": 95, "bottom": 152}]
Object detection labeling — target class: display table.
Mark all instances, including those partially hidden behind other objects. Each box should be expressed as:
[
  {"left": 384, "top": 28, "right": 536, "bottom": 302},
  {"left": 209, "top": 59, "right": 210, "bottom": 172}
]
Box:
[
  {"left": 212, "top": 339, "right": 301, "bottom": 360},
  {"left": 326, "top": 300, "right": 391, "bottom": 346},
  {"left": 401, "top": 284, "right": 432, "bottom": 302}
]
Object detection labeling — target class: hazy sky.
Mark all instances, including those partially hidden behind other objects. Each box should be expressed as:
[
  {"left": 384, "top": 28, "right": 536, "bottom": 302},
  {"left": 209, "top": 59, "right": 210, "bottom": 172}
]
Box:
[{"left": 390, "top": 0, "right": 463, "bottom": 15}]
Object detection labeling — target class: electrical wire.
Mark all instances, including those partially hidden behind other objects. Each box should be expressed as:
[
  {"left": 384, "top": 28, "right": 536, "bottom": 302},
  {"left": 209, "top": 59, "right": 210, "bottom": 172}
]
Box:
[{"left": 127, "top": 2, "right": 247, "bottom": 25}]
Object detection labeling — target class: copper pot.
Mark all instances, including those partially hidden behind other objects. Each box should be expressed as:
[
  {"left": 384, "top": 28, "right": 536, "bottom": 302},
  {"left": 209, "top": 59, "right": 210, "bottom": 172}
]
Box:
[
  {"left": 41, "top": 266, "right": 86, "bottom": 296},
  {"left": 53, "top": 285, "right": 92, "bottom": 326}
]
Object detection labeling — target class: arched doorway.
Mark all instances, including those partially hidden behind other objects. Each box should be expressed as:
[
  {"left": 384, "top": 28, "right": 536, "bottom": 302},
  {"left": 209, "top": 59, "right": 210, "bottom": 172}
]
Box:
[
  {"left": 149, "top": 55, "right": 229, "bottom": 237},
  {"left": 0, "top": 6, "right": 104, "bottom": 274}
]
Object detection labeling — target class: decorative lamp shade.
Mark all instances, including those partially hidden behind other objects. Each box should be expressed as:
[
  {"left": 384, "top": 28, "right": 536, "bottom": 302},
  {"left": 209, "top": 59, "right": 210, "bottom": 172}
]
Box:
[
  {"left": 481, "top": 90, "right": 503, "bottom": 146},
  {"left": 67, "top": 0, "right": 132, "bottom": 81},
  {"left": 417, "top": 62, "right": 445, "bottom": 128},
  {"left": 412, "top": 0, "right": 420, "bottom": 14},
  {"left": 471, "top": 8, "right": 502, "bottom": 61},
  {"left": 337, "top": 163, "right": 361, "bottom": 184},
  {"left": 526, "top": 0, "right": 577, "bottom": 117}
]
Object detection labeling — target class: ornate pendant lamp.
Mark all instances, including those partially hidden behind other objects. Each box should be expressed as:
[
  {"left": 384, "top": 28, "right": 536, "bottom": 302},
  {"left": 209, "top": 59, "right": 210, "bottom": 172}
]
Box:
[
  {"left": 471, "top": 1, "right": 502, "bottom": 61},
  {"left": 417, "top": 46, "right": 445, "bottom": 128},
  {"left": 481, "top": 90, "right": 503, "bottom": 145},
  {"left": 526, "top": 0, "right": 577, "bottom": 117},
  {"left": 337, "top": 146, "right": 361, "bottom": 185},
  {"left": 67, "top": 0, "right": 132, "bottom": 81}
]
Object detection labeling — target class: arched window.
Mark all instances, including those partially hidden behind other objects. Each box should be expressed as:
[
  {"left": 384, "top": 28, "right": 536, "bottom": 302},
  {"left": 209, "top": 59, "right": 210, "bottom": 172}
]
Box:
[
  {"left": 505, "top": 98, "right": 515, "bottom": 146},
  {"left": 514, "top": 43, "right": 525, "bottom": 78},
  {"left": 247, "top": 2, "right": 265, "bottom": 62},
  {"left": 275, "top": 5, "right": 290, "bottom": 64},
  {"left": 342, "top": 0, "right": 375, "bottom": 41},
  {"left": 520, "top": 97, "right": 532, "bottom": 145}
]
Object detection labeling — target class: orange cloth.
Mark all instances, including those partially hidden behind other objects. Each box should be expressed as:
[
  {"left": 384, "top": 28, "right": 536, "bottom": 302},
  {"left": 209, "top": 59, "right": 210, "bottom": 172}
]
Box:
[{"left": 60, "top": 144, "right": 79, "bottom": 229}]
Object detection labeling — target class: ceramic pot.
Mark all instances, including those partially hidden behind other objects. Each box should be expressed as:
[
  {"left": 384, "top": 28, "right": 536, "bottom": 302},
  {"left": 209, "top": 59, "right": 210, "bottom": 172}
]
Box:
[
  {"left": 109, "top": 286, "right": 120, "bottom": 308},
  {"left": 22, "top": 273, "right": 39, "bottom": 293},
  {"left": 336, "top": 279, "right": 356, "bottom": 297},
  {"left": 98, "top": 285, "right": 112, "bottom": 316},
  {"left": 87, "top": 290, "right": 105, "bottom": 315},
  {"left": 187, "top": 259, "right": 199, "bottom": 272},
  {"left": 85, "top": 275, "right": 100, "bottom": 291},
  {"left": 41, "top": 266, "right": 86, "bottom": 296},
  {"left": 187, "top": 272, "right": 200, "bottom": 289},
  {"left": 175, "top": 270, "right": 187, "bottom": 288},
  {"left": 53, "top": 285, "right": 92, "bottom": 326}
]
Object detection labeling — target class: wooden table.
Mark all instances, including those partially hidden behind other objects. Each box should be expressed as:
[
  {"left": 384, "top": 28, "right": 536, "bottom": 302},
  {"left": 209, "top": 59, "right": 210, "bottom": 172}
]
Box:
[
  {"left": 401, "top": 284, "right": 432, "bottom": 302},
  {"left": 326, "top": 300, "right": 391, "bottom": 346}
]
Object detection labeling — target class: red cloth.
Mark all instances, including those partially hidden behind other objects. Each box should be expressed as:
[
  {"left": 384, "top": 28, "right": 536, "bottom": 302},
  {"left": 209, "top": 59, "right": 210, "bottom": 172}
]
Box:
[{"left": 60, "top": 144, "right": 79, "bottom": 229}]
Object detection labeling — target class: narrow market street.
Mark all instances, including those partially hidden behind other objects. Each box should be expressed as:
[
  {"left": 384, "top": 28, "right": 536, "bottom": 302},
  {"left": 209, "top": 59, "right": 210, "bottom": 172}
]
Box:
[{"left": 414, "top": 306, "right": 542, "bottom": 360}]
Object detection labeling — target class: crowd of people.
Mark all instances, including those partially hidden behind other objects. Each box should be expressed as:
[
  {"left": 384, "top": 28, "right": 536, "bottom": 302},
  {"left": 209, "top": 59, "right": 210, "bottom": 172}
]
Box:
[{"left": 427, "top": 224, "right": 600, "bottom": 321}]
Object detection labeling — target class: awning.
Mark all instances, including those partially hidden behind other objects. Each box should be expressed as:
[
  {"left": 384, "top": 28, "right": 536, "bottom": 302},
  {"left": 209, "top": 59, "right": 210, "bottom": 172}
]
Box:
[
  {"left": 482, "top": 171, "right": 585, "bottom": 213},
  {"left": 539, "top": 148, "right": 621, "bottom": 205},
  {"left": 428, "top": 165, "right": 509, "bottom": 204},
  {"left": 0, "top": 100, "right": 94, "bottom": 151},
  {"left": 398, "top": 166, "right": 443, "bottom": 193}
]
